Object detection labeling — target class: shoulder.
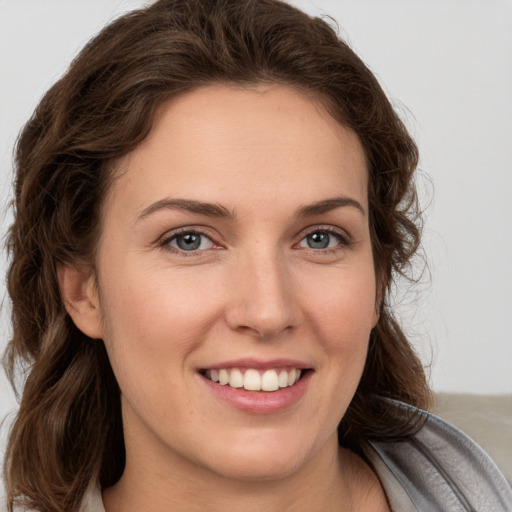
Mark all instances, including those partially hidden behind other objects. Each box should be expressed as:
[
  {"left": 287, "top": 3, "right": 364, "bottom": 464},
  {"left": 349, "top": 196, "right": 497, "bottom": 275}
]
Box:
[
  {"left": 364, "top": 399, "right": 512, "bottom": 512},
  {"left": 0, "top": 483, "right": 105, "bottom": 512},
  {"left": 0, "top": 497, "right": 36, "bottom": 512},
  {"left": 78, "top": 482, "right": 105, "bottom": 512}
]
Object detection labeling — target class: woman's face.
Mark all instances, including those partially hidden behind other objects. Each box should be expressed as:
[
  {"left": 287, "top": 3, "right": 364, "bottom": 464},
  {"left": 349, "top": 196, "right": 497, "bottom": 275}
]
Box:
[{"left": 89, "top": 85, "right": 378, "bottom": 481}]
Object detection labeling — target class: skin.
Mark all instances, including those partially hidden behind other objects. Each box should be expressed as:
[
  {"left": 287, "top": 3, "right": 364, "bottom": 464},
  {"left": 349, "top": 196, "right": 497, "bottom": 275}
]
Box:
[{"left": 60, "top": 84, "right": 390, "bottom": 511}]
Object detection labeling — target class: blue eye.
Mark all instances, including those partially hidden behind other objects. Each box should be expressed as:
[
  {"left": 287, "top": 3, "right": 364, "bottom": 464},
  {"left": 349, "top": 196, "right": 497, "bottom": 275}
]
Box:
[
  {"left": 298, "top": 230, "right": 343, "bottom": 250},
  {"left": 168, "top": 232, "right": 214, "bottom": 251}
]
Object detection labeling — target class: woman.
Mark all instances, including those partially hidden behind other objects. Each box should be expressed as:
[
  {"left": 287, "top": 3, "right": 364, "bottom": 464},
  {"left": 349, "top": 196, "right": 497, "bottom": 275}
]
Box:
[{"left": 3, "top": 1, "right": 511, "bottom": 511}]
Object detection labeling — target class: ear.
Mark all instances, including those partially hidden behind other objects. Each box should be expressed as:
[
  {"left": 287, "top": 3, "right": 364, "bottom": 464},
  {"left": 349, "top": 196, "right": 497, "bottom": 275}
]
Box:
[{"left": 57, "top": 263, "right": 103, "bottom": 339}]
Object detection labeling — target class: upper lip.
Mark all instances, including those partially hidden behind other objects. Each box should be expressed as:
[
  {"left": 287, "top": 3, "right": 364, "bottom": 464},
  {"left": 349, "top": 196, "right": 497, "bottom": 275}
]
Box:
[{"left": 201, "top": 358, "right": 312, "bottom": 370}]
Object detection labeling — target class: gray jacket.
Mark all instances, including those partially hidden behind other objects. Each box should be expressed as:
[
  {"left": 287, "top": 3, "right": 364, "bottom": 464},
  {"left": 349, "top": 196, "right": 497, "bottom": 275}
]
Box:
[{"left": 364, "top": 401, "right": 512, "bottom": 511}]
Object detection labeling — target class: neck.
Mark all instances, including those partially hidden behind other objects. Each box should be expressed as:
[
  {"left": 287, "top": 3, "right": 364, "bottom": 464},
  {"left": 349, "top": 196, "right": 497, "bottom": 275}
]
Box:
[
  {"left": 102, "top": 440, "right": 376, "bottom": 512},
  {"left": 102, "top": 406, "right": 390, "bottom": 512}
]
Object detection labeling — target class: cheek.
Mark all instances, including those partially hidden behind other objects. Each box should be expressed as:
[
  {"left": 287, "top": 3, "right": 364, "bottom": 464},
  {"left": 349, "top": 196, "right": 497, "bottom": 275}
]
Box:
[
  {"left": 103, "top": 261, "right": 220, "bottom": 328},
  {"left": 98, "top": 266, "right": 222, "bottom": 384},
  {"left": 302, "top": 265, "right": 376, "bottom": 394},
  {"left": 304, "top": 268, "right": 377, "bottom": 343}
]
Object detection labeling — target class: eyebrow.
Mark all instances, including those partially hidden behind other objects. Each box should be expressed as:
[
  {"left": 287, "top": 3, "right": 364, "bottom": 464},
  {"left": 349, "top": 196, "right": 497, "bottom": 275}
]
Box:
[
  {"left": 136, "top": 195, "right": 365, "bottom": 223},
  {"left": 137, "top": 198, "right": 233, "bottom": 222},
  {"left": 295, "top": 197, "right": 365, "bottom": 218}
]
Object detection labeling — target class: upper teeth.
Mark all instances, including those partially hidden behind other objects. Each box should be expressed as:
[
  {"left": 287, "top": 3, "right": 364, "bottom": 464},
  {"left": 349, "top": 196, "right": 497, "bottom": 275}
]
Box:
[{"left": 205, "top": 368, "right": 302, "bottom": 392}]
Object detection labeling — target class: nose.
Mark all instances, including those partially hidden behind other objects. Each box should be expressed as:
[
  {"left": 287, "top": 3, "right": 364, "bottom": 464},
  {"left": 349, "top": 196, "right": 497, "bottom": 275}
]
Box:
[{"left": 224, "top": 248, "right": 300, "bottom": 339}]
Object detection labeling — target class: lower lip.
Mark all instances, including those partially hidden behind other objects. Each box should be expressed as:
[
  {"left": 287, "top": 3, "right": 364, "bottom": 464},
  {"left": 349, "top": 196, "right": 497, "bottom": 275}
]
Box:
[{"left": 200, "top": 371, "right": 312, "bottom": 414}]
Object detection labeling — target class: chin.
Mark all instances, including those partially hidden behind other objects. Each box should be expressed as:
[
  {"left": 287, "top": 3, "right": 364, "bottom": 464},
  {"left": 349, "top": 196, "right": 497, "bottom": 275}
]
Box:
[
  {"left": 212, "top": 454, "right": 306, "bottom": 483},
  {"left": 202, "top": 432, "right": 317, "bottom": 483}
]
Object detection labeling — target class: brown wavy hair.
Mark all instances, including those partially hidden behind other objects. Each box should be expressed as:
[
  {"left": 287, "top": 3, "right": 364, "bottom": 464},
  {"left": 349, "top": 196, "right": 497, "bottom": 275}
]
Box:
[{"left": 3, "top": 0, "right": 431, "bottom": 510}]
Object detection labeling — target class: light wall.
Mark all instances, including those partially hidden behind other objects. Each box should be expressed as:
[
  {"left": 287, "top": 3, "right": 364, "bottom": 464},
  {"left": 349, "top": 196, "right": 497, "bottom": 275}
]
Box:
[
  {"left": 1, "top": 1, "right": 511, "bottom": 470},
  {"left": 295, "top": 0, "right": 512, "bottom": 396}
]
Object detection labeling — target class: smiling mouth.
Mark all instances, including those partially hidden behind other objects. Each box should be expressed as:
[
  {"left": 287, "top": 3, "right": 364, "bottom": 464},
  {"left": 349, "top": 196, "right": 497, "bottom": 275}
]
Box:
[{"left": 202, "top": 367, "right": 307, "bottom": 392}]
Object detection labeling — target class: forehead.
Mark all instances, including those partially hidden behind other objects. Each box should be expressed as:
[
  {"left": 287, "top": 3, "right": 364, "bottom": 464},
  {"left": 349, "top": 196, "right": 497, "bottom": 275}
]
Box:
[{"left": 106, "top": 84, "right": 368, "bottom": 219}]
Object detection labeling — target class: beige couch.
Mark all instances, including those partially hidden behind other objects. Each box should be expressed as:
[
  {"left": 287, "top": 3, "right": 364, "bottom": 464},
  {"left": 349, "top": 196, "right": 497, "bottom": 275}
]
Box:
[{"left": 432, "top": 393, "right": 512, "bottom": 483}]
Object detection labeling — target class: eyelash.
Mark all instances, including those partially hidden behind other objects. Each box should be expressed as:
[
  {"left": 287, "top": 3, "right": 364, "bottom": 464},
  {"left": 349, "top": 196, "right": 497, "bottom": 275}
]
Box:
[
  {"left": 296, "top": 227, "right": 351, "bottom": 254},
  {"left": 158, "top": 226, "right": 351, "bottom": 256},
  {"left": 158, "top": 227, "right": 220, "bottom": 257}
]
